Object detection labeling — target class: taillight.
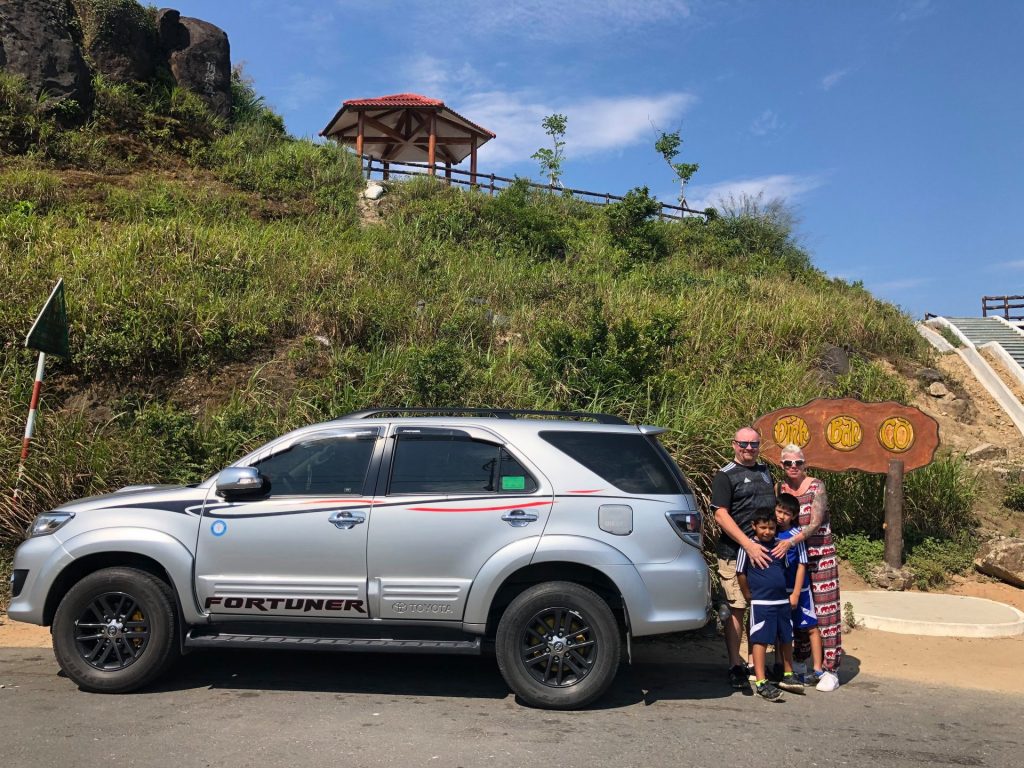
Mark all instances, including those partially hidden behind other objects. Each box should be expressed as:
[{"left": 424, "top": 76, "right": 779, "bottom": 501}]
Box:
[{"left": 666, "top": 510, "right": 702, "bottom": 548}]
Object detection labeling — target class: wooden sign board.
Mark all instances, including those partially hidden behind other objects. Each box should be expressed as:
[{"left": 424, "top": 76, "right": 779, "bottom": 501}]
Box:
[{"left": 754, "top": 397, "right": 939, "bottom": 474}]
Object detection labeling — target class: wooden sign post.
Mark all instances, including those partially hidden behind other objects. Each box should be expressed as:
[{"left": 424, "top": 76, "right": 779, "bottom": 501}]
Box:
[{"left": 754, "top": 398, "right": 939, "bottom": 568}]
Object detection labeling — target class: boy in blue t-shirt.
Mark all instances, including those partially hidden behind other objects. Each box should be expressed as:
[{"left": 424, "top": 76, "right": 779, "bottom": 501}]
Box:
[
  {"left": 775, "top": 493, "right": 825, "bottom": 686},
  {"left": 736, "top": 508, "right": 808, "bottom": 701}
]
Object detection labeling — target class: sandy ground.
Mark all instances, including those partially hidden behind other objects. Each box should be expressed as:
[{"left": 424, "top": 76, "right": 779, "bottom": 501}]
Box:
[{"left": 4, "top": 564, "right": 1021, "bottom": 694}]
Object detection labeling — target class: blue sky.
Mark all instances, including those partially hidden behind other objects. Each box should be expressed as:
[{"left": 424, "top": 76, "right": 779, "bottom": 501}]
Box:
[{"left": 170, "top": 0, "right": 1023, "bottom": 319}]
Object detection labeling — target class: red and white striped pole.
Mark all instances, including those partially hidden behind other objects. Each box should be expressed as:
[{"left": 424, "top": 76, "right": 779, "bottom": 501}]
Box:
[{"left": 12, "top": 351, "right": 46, "bottom": 505}]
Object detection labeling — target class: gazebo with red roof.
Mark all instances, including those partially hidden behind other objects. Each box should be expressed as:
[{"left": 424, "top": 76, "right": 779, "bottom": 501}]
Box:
[{"left": 320, "top": 93, "right": 496, "bottom": 183}]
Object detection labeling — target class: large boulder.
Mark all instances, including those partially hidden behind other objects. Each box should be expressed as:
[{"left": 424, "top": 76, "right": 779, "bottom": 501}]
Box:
[
  {"left": 156, "top": 9, "right": 231, "bottom": 119},
  {"left": 975, "top": 537, "right": 1024, "bottom": 588},
  {"left": 72, "top": 0, "right": 157, "bottom": 83},
  {"left": 0, "top": 0, "right": 94, "bottom": 117}
]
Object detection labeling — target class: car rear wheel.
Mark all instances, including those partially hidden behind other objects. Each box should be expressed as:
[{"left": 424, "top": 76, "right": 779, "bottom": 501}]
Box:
[
  {"left": 495, "top": 581, "right": 621, "bottom": 709},
  {"left": 52, "top": 567, "right": 179, "bottom": 693}
]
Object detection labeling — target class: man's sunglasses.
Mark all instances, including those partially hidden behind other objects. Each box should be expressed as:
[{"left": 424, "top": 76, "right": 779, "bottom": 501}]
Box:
[
  {"left": 782, "top": 459, "right": 806, "bottom": 468},
  {"left": 734, "top": 440, "right": 760, "bottom": 449}
]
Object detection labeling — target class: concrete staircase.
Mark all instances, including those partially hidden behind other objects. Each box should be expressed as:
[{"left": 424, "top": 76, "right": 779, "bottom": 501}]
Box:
[{"left": 945, "top": 317, "right": 1024, "bottom": 369}]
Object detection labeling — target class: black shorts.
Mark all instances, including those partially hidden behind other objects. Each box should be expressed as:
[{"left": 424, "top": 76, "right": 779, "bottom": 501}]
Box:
[{"left": 749, "top": 600, "right": 793, "bottom": 645}]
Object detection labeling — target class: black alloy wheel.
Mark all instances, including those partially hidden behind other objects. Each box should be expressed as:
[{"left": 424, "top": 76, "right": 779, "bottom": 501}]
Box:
[
  {"left": 72, "top": 591, "right": 151, "bottom": 671},
  {"left": 518, "top": 605, "right": 596, "bottom": 687}
]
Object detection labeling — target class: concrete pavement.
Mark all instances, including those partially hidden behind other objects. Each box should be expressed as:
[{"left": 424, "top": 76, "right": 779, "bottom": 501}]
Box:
[{"left": 844, "top": 590, "right": 1024, "bottom": 637}]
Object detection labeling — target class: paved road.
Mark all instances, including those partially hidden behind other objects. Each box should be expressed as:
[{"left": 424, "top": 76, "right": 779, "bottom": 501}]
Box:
[{"left": 1, "top": 636, "right": 1020, "bottom": 768}]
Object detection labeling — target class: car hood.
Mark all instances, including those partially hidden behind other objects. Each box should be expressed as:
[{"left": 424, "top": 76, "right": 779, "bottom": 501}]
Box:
[{"left": 55, "top": 483, "right": 209, "bottom": 514}]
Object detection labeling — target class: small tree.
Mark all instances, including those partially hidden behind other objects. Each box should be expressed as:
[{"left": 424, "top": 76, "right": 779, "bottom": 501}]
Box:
[
  {"left": 655, "top": 130, "right": 699, "bottom": 208},
  {"left": 531, "top": 113, "right": 567, "bottom": 188}
]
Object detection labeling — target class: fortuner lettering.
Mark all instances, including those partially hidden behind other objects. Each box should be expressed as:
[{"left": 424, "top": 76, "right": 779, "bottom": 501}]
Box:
[{"left": 204, "top": 596, "right": 366, "bottom": 613}]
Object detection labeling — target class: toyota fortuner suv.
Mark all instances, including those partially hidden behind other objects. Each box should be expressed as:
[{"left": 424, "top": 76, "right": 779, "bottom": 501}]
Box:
[{"left": 8, "top": 408, "right": 709, "bottom": 709}]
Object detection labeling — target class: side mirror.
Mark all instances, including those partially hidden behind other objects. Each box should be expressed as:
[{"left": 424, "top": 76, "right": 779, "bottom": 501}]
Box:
[{"left": 216, "top": 467, "right": 267, "bottom": 499}]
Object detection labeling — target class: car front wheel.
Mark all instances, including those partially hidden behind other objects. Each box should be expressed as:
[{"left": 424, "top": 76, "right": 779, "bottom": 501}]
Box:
[
  {"left": 495, "top": 581, "right": 621, "bottom": 709},
  {"left": 52, "top": 567, "right": 179, "bottom": 693}
]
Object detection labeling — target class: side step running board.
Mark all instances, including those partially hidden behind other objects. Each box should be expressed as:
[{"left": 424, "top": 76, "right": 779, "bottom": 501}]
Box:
[{"left": 185, "top": 632, "right": 482, "bottom": 655}]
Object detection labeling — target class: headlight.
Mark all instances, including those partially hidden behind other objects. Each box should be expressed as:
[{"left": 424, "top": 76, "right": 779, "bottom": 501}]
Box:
[{"left": 28, "top": 511, "right": 75, "bottom": 537}]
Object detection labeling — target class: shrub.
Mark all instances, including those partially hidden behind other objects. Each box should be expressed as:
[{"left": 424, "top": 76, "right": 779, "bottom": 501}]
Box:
[
  {"left": 603, "top": 186, "right": 668, "bottom": 266},
  {"left": 834, "top": 533, "right": 884, "bottom": 581},
  {"left": 531, "top": 300, "right": 677, "bottom": 409},
  {"left": 1003, "top": 481, "right": 1024, "bottom": 512},
  {"left": 906, "top": 533, "right": 977, "bottom": 590}
]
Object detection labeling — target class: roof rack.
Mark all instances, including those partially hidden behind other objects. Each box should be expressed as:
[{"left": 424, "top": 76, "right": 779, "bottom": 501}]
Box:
[{"left": 341, "top": 407, "right": 627, "bottom": 425}]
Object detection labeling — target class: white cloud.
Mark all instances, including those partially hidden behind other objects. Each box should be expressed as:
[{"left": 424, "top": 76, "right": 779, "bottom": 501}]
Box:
[
  {"left": 277, "top": 74, "right": 334, "bottom": 113},
  {"left": 750, "top": 109, "right": 780, "bottom": 136},
  {"left": 687, "top": 173, "right": 825, "bottom": 211},
  {"left": 821, "top": 69, "right": 849, "bottom": 91},
  {"left": 988, "top": 259, "right": 1024, "bottom": 271},
  {"left": 462, "top": 91, "right": 696, "bottom": 167},
  {"left": 896, "top": 0, "right": 935, "bottom": 22},
  {"left": 341, "top": 1, "right": 697, "bottom": 41},
  {"left": 401, "top": 55, "right": 488, "bottom": 100}
]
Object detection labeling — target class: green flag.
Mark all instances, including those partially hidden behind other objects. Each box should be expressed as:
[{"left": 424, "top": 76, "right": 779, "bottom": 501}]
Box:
[{"left": 26, "top": 279, "right": 69, "bottom": 357}]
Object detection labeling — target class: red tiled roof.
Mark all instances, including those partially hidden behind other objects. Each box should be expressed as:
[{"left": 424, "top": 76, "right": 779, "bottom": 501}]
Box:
[{"left": 343, "top": 93, "right": 444, "bottom": 108}]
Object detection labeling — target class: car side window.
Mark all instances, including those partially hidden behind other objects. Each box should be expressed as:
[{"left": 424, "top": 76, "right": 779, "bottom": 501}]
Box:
[
  {"left": 389, "top": 435, "right": 537, "bottom": 495},
  {"left": 253, "top": 433, "right": 375, "bottom": 496}
]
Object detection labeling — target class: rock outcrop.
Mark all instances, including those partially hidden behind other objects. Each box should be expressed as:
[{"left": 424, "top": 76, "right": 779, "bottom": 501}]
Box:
[
  {"left": 0, "top": 2, "right": 231, "bottom": 121},
  {"left": 72, "top": 0, "right": 157, "bottom": 83},
  {"left": 975, "top": 537, "right": 1024, "bottom": 588},
  {"left": 157, "top": 9, "right": 231, "bottom": 119},
  {"left": 0, "top": 0, "right": 94, "bottom": 117}
]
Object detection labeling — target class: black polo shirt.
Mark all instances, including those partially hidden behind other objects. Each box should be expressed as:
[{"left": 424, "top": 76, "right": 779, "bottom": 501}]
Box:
[{"left": 710, "top": 460, "right": 776, "bottom": 558}]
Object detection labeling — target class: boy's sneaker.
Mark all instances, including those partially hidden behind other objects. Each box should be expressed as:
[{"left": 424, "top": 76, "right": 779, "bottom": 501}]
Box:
[
  {"left": 815, "top": 671, "right": 840, "bottom": 692},
  {"left": 729, "top": 665, "right": 750, "bottom": 689},
  {"left": 802, "top": 670, "right": 824, "bottom": 687},
  {"left": 777, "top": 674, "right": 806, "bottom": 694},
  {"left": 755, "top": 680, "right": 785, "bottom": 702}
]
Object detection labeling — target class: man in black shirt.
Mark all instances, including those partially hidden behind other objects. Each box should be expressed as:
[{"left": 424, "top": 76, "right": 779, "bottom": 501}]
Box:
[{"left": 711, "top": 426, "right": 776, "bottom": 689}]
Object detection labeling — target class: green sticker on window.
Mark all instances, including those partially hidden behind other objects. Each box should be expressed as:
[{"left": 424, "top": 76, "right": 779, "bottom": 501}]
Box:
[{"left": 501, "top": 475, "right": 526, "bottom": 491}]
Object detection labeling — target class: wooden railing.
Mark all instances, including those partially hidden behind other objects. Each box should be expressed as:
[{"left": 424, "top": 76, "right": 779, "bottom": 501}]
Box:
[
  {"left": 362, "top": 157, "right": 707, "bottom": 220},
  {"left": 983, "top": 295, "right": 1024, "bottom": 321}
]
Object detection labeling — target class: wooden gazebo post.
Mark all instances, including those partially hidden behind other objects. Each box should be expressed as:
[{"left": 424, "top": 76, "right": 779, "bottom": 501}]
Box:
[
  {"left": 470, "top": 136, "right": 478, "bottom": 187},
  {"left": 427, "top": 112, "right": 437, "bottom": 175},
  {"left": 356, "top": 111, "right": 365, "bottom": 176}
]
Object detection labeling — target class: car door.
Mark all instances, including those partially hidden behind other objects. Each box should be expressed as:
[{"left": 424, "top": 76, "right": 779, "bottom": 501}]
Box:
[
  {"left": 194, "top": 426, "right": 382, "bottom": 619},
  {"left": 367, "top": 425, "right": 552, "bottom": 621}
]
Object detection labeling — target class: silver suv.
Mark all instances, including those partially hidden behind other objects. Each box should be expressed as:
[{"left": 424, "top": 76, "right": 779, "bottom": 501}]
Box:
[{"left": 8, "top": 408, "right": 708, "bottom": 709}]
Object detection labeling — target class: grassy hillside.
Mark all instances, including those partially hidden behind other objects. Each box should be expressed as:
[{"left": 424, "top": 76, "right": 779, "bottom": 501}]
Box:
[{"left": 0, "top": 66, "right": 978, "bottom": 586}]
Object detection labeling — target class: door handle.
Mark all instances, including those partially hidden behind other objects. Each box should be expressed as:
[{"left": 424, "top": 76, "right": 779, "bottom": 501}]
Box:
[
  {"left": 328, "top": 510, "right": 366, "bottom": 530},
  {"left": 500, "top": 509, "right": 538, "bottom": 527}
]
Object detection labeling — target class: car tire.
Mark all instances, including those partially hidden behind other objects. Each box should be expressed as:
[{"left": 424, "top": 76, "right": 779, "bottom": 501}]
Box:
[
  {"left": 52, "top": 567, "right": 179, "bottom": 693},
  {"left": 495, "top": 581, "right": 621, "bottom": 709}
]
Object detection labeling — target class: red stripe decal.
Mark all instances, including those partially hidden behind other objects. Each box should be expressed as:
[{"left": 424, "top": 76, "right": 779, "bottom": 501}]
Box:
[
  {"left": 567, "top": 489, "right": 604, "bottom": 494},
  {"left": 408, "top": 500, "right": 552, "bottom": 513}
]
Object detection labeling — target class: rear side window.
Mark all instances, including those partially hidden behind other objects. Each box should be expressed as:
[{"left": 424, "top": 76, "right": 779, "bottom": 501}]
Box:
[
  {"left": 539, "top": 431, "right": 685, "bottom": 494},
  {"left": 389, "top": 435, "right": 538, "bottom": 495}
]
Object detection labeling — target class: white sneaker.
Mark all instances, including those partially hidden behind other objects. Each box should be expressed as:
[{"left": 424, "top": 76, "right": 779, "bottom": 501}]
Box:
[{"left": 815, "top": 671, "right": 840, "bottom": 692}]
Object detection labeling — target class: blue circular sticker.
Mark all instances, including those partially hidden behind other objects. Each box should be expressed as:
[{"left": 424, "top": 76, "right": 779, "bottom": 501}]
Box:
[{"left": 210, "top": 520, "right": 227, "bottom": 537}]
